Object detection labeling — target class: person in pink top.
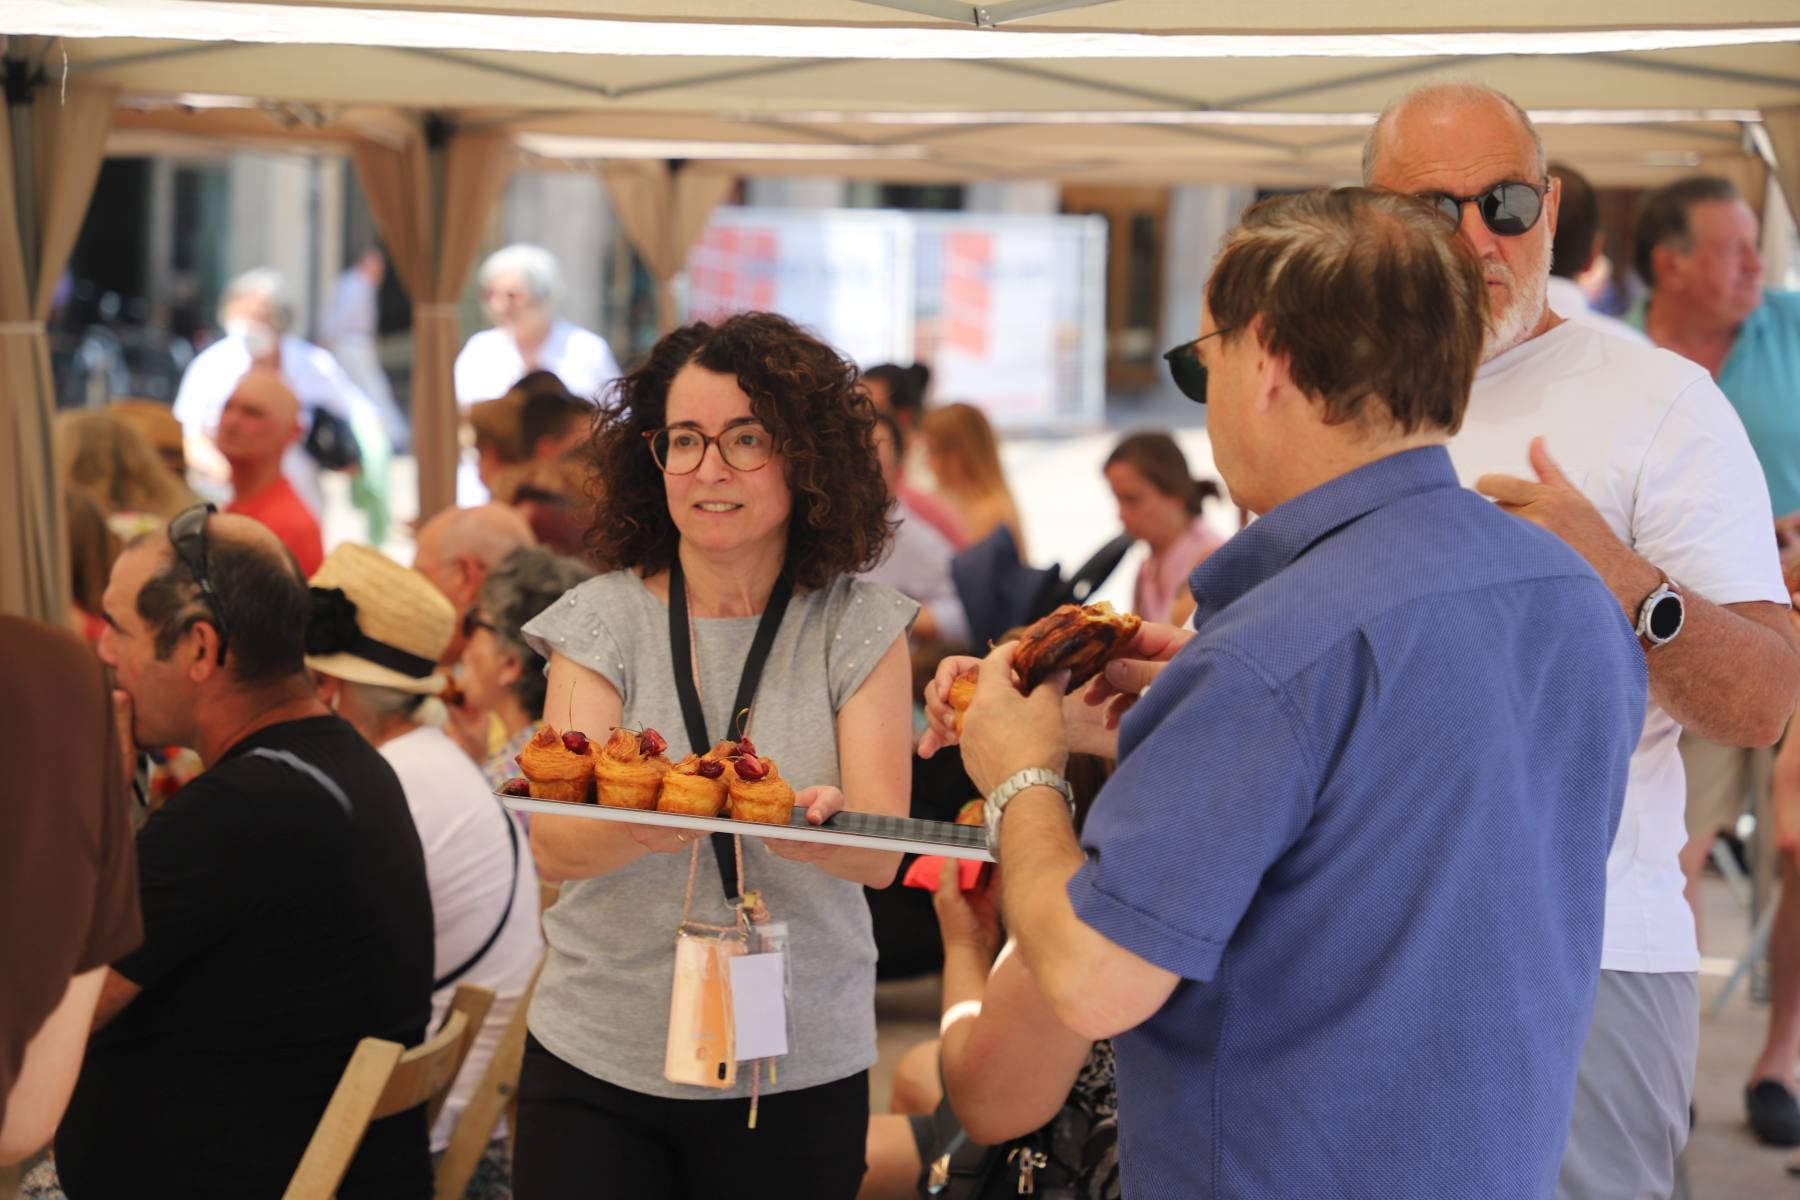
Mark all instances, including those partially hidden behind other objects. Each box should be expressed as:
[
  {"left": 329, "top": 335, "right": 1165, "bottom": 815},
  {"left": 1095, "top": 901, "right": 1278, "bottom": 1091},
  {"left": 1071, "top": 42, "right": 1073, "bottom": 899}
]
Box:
[
  {"left": 1104, "top": 432, "right": 1226, "bottom": 624},
  {"left": 218, "top": 368, "right": 324, "bottom": 576}
]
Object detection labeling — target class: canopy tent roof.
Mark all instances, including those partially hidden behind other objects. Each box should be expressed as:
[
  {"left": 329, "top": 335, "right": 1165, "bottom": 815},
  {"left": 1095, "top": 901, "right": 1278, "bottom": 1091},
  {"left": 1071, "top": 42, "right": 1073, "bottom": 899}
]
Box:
[{"left": 10, "top": 0, "right": 1799, "bottom": 188}]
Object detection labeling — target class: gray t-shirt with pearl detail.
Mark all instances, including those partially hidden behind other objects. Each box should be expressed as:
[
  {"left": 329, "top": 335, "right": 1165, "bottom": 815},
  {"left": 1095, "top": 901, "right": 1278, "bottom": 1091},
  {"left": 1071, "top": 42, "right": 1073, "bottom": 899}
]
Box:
[{"left": 521, "top": 569, "right": 917, "bottom": 1099}]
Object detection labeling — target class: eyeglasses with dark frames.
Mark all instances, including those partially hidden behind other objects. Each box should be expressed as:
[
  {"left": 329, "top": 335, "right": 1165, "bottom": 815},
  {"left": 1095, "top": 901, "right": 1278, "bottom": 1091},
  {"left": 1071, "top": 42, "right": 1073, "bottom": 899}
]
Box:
[
  {"left": 167, "top": 503, "right": 232, "bottom": 665},
  {"left": 1162, "top": 328, "right": 1232, "bottom": 405},
  {"left": 461, "top": 608, "right": 499, "bottom": 642},
  {"left": 1417, "top": 180, "right": 1552, "bottom": 238},
  {"left": 643, "top": 418, "right": 777, "bottom": 476}
]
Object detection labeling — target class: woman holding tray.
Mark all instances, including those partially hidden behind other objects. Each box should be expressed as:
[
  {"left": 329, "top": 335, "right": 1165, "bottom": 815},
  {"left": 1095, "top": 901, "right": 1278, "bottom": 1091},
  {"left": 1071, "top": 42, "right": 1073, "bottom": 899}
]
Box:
[{"left": 514, "top": 312, "right": 916, "bottom": 1199}]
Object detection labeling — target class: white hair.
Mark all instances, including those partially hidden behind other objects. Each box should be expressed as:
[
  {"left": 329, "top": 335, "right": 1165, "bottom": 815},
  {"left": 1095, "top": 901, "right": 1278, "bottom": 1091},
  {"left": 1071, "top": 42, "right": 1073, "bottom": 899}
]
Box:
[
  {"left": 339, "top": 678, "right": 428, "bottom": 722},
  {"left": 1362, "top": 80, "right": 1546, "bottom": 184},
  {"left": 477, "top": 243, "right": 560, "bottom": 308},
  {"left": 218, "top": 267, "right": 296, "bottom": 333}
]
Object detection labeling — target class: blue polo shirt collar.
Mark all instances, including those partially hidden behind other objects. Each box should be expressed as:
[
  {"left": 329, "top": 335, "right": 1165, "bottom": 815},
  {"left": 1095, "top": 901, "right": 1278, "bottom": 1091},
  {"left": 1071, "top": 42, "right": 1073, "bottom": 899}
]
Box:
[{"left": 1188, "top": 445, "right": 1459, "bottom": 625}]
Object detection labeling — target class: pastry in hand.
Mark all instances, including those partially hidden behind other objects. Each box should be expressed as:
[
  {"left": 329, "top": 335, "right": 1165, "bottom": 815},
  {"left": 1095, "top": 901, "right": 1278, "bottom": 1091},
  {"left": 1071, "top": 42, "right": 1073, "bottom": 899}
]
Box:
[
  {"left": 945, "top": 672, "right": 978, "bottom": 735},
  {"left": 516, "top": 726, "right": 595, "bottom": 803},
  {"left": 658, "top": 752, "right": 730, "bottom": 818},
  {"left": 1012, "top": 601, "right": 1143, "bottom": 692},
  {"left": 726, "top": 751, "right": 795, "bottom": 825},
  {"left": 594, "top": 727, "right": 673, "bottom": 810}
]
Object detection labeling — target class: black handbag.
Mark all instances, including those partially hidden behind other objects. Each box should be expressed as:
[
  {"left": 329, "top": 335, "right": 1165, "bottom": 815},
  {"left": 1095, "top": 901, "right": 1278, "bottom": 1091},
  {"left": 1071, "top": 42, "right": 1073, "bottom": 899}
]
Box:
[
  {"left": 918, "top": 1090, "right": 1119, "bottom": 1199},
  {"left": 303, "top": 406, "right": 362, "bottom": 471}
]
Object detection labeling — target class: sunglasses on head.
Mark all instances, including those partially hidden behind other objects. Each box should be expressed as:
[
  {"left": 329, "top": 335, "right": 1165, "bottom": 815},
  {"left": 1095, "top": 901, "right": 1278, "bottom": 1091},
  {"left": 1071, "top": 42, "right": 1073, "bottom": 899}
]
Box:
[
  {"left": 167, "top": 503, "right": 232, "bottom": 665},
  {"left": 1162, "top": 327, "right": 1232, "bottom": 405},
  {"left": 1419, "top": 180, "right": 1551, "bottom": 238}
]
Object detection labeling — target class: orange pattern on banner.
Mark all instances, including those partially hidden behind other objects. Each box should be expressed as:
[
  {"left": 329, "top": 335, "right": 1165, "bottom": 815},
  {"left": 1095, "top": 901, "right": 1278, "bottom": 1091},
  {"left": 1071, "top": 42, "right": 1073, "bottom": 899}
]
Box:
[
  {"left": 944, "top": 231, "right": 992, "bottom": 356},
  {"left": 690, "top": 225, "right": 779, "bottom": 321}
]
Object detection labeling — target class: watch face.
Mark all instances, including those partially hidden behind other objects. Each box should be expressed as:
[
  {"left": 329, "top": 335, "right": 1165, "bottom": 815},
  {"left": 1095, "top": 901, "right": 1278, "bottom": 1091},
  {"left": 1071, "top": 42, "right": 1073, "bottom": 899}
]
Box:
[{"left": 1648, "top": 593, "right": 1684, "bottom": 642}]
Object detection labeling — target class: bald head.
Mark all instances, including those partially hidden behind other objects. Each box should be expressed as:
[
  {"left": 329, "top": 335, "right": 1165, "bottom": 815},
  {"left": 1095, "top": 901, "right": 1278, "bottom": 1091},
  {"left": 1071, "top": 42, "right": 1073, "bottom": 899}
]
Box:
[
  {"left": 1361, "top": 81, "right": 1557, "bottom": 362},
  {"left": 1363, "top": 82, "right": 1544, "bottom": 186},
  {"left": 217, "top": 368, "right": 302, "bottom": 470},
  {"left": 414, "top": 504, "right": 540, "bottom": 639}
]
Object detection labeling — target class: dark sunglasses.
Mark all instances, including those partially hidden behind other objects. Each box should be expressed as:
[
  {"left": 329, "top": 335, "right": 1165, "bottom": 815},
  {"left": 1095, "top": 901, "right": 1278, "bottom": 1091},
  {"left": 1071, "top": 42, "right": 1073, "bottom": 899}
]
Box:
[
  {"left": 1419, "top": 181, "right": 1551, "bottom": 238},
  {"left": 1162, "top": 328, "right": 1232, "bottom": 404},
  {"left": 461, "top": 608, "right": 498, "bottom": 641},
  {"left": 167, "top": 503, "right": 231, "bottom": 665}
]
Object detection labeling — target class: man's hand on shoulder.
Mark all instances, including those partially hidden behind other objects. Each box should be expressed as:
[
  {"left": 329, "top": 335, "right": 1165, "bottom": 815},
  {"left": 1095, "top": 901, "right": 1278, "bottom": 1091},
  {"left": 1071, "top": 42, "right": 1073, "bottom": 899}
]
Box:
[{"left": 1475, "top": 437, "right": 1659, "bottom": 615}]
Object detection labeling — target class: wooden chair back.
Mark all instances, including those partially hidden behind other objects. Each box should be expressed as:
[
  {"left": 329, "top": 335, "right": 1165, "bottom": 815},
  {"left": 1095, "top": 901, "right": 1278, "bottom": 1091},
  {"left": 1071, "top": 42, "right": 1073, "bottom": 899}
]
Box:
[
  {"left": 282, "top": 984, "right": 495, "bottom": 1200},
  {"left": 431, "top": 959, "right": 546, "bottom": 1200}
]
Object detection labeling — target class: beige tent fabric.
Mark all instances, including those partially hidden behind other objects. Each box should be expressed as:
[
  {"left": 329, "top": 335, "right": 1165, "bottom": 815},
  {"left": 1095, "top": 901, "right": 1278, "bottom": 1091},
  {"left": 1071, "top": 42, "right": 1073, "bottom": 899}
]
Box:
[
  {"left": 351, "top": 125, "right": 511, "bottom": 520},
  {"left": 0, "top": 83, "right": 115, "bottom": 622},
  {"left": 1764, "top": 108, "right": 1800, "bottom": 229},
  {"left": 1698, "top": 153, "right": 1770, "bottom": 223},
  {"left": 604, "top": 161, "right": 736, "bottom": 332}
]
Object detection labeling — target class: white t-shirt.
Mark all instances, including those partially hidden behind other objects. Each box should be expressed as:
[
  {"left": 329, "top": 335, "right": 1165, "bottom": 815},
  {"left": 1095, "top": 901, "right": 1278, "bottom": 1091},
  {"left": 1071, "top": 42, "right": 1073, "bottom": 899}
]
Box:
[
  {"left": 1545, "top": 275, "right": 1650, "bottom": 347},
  {"left": 380, "top": 725, "right": 543, "bottom": 1150},
  {"left": 1450, "top": 320, "right": 1788, "bottom": 974},
  {"left": 453, "top": 318, "right": 623, "bottom": 407},
  {"left": 172, "top": 333, "right": 373, "bottom": 517}
]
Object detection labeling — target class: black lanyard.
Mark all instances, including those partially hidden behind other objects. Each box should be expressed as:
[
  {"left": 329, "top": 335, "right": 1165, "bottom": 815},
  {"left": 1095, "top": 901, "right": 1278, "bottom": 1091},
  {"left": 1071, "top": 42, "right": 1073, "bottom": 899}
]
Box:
[{"left": 667, "top": 555, "right": 794, "bottom": 902}]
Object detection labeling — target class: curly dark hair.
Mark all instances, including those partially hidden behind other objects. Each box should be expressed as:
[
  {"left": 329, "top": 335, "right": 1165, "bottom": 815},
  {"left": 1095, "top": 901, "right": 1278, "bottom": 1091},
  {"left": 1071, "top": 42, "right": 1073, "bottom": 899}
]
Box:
[{"left": 582, "top": 312, "right": 895, "bottom": 590}]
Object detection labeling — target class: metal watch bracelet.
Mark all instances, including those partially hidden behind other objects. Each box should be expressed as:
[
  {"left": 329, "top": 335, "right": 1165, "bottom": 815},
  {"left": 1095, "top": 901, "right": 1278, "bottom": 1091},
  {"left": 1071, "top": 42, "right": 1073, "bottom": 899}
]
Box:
[{"left": 983, "top": 767, "right": 1076, "bottom": 857}]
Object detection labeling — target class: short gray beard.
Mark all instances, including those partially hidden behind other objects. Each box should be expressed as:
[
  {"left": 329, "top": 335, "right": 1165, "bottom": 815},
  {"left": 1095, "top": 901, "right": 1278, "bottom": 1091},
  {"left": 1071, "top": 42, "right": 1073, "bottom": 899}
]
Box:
[{"left": 1480, "top": 236, "right": 1552, "bottom": 363}]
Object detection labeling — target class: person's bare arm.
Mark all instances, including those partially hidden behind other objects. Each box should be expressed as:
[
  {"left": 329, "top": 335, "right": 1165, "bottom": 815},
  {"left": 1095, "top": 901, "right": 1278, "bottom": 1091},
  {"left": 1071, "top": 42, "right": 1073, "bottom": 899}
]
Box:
[
  {"left": 1477, "top": 438, "right": 1800, "bottom": 747},
  {"left": 89, "top": 968, "right": 141, "bottom": 1033},
  {"left": 764, "top": 635, "right": 912, "bottom": 888},
  {"left": 957, "top": 644, "right": 1180, "bottom": 1041},
  {"left": 1646, "top": 599, "right": 1800, "bottom": 746},
  {"left": 940, "top": 944, "right": 1095, "bottom": 1144},
  {"left": 0, "top": 968, "right": 107, "bottom": 1163},
  {"left": 996, "top": 790, "right": 1180, "bottom": 1041}
]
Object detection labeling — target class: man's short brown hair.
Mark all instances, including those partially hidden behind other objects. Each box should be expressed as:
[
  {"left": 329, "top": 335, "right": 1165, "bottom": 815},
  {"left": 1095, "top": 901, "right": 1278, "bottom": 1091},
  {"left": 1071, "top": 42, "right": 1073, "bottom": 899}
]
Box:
[
  {"left": 1632, "top": 175, "right": 1741, "bottom": 289},
  {"left": 1205, "top": 188, "right": 1488, "bottom": 436}
]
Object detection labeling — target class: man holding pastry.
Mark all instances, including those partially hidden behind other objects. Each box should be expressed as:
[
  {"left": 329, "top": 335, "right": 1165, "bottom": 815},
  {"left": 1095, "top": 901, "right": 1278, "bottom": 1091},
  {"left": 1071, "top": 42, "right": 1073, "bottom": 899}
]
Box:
[{"left": 925, "top": 188, "right": 1646, "bottom": 1199}]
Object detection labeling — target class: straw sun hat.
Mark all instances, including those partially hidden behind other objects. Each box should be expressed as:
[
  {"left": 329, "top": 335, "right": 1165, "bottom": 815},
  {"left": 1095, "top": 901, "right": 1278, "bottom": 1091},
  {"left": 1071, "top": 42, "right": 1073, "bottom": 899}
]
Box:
[{"left": 305, "top": 543, "right": 454, "bottom": 694}]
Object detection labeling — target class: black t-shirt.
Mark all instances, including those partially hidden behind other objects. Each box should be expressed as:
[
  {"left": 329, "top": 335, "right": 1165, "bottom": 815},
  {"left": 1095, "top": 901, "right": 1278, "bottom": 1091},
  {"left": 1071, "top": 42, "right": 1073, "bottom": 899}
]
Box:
[{"left": 57, "top": 715, "right": 436, "bottom": 1198}]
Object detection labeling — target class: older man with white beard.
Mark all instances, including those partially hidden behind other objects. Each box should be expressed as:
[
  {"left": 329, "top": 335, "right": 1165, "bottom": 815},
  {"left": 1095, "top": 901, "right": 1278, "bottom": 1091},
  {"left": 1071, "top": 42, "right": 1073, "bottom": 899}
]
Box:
[{"left": 1366, "top": 83, "right": 1800, "bottom": 1199}]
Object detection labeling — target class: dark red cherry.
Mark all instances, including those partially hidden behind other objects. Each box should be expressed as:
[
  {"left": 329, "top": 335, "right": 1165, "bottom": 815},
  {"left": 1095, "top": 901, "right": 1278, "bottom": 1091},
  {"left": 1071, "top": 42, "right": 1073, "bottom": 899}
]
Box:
[
  {"left": 696, "top": 758, "right": 726, "bottom": 779},
  {"left": 500, "top": 778, "right": 531, "bottom": 796},
  {"left": 639, "top": 728, "right": 668, "bottom": 757},
  {"left": 734, "top": 755, "right": 770, "bottom": 782},
  {"left": 561, "top": 730, "right": 591, "bottom": 755},
  {"left": 736, "top": 735, "right": 756, "bottom": 759}
]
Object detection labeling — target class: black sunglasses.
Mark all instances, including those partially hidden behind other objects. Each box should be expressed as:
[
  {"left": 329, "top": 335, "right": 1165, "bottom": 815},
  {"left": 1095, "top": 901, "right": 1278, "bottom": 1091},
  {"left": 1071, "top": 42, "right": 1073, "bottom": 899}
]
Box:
[
  {"left": 167, "top": 503, "right": 231, "bottom": 665},
  {"left": 1162, "top": 328, "right": 1232, "bottom": 404},
  {"left": 461, "top": 608, "right": 498, "bottom": 641},
  {"left": 1419, "top": 181, "right": 1551, "bottom": 238}
]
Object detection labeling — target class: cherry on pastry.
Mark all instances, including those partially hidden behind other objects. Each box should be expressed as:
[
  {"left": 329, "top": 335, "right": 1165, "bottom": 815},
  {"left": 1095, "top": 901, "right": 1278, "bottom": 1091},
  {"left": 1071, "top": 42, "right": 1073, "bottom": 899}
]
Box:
[
  {"left": 696, "top": 758, "right": 726, "bottom": 779},
  {"left": 735, "top": 755, "right": 771, "bottom": 782},
  {"left": 561, "top": 730, "right": 592, "bottom": 755},
  {"left": 639, "top": 728, "right": 668, "bottom": 757},
  {"left": 736, "top": 735, "right": 757, "bottom": 759}
]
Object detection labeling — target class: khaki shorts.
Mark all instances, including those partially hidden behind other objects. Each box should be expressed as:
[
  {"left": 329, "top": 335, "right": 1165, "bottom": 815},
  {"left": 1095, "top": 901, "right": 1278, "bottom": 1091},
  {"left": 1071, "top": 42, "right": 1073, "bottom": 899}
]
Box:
[{"left": 1680, "top": 730, "right": 1771, "bottom": 841}]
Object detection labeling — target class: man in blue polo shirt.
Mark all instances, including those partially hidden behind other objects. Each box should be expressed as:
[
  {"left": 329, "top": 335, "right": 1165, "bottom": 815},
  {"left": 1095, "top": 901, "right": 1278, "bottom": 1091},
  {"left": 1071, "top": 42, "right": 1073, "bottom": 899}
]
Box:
[
  {"left": 946, "top": 189, "right": 1647, "bottom": 1198},
  {"left": 1635, "top": 174, "right": 1800, "bottom": 1145}
]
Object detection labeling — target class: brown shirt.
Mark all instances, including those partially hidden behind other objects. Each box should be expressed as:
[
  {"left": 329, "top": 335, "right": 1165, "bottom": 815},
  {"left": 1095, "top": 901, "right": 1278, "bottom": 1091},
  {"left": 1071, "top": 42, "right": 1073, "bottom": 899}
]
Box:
[{"left": 0, "top": 615, "right": 141, "bottom": 1131}]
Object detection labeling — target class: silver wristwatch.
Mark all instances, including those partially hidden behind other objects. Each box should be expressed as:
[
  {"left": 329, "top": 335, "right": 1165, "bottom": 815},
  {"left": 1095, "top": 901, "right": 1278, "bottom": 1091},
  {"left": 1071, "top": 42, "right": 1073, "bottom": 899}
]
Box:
[
  {"left": 1635, "top": 574, "right": 1684, "bottom": 647},
  {"left": 983, "top": 767, "right": 1076, "bottom": 857}
]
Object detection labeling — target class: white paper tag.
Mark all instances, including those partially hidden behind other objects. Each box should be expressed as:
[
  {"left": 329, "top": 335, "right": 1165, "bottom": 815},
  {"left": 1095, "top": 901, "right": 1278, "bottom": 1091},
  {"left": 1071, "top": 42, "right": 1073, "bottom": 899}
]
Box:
[{"left": 729, "top": 951, "right": 789, "bottom": 1061}]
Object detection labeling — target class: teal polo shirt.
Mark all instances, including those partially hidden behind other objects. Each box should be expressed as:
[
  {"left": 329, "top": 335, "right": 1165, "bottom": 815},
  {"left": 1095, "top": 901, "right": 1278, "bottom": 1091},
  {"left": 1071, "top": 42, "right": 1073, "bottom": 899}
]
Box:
[
  {"left": 1632, "top": 292, "right": 1800, "bottom": 517},
  {"left": 1720, "top": 293, "right": 1800, "bottom": 518}
]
